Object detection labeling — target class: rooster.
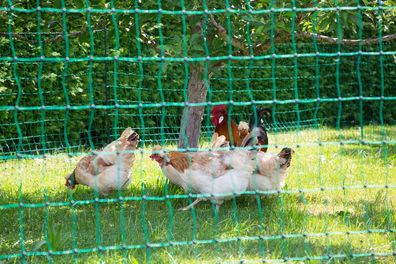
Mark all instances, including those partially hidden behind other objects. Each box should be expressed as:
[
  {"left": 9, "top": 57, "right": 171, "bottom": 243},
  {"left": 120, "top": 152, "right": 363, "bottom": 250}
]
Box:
[
  {"left": 150, "top": 136, "right": 255, "bottom": 211},
  {"left": 248, "top": 148, "right": 294, "bottom": 191},
  {"left": 65, "top": 127, "right": 139, "bottom": 196},
  {"left": 210, "top": 105, "right": 270, "bottom": 151},
  {"left": 210, "top": 105, "right": 242, "bottom": 146}
]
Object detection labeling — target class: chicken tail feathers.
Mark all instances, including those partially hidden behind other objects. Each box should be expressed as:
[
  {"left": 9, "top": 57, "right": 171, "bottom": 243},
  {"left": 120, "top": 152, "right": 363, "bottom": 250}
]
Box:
[
  {"left": 248, "top": 108, "right": 271, "bottom": 132},
  {"left": 241, "top": 126, "right": 269, "bottom": 150},
  {"left": 127, "top": 131, "right": 140, "bottom": 147},
  {"left": 241, "top": 130, "right": 257, "bottom": 148},
  {"left": 278, "top": 148, "right": 294, "bottom": 168},
  {"left": 127, "top": 131, "right": 139, "bottom": 142},
  {"left": 211, "top": 134, "right": 230, "bottom": 149},
  {"left": 120, "top": 127, "right": 134, "bottom": 138},
  {"left": 245, "top": 108, "right": 270, "bottom": 151}
]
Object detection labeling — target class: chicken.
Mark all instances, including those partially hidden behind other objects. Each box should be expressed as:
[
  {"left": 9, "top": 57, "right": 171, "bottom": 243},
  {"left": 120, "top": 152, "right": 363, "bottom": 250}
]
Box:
[
  {"left": 210, "top": 105, "right": 270, "bottom": 151},
  {"left": 150, "top": 138, "right": 255, "bottom": 211},
  {"left": 210, "top": 105, "right": 242, "bottom": 146},
  {"left": 212, "top": 131, "right": 293, "bottom": 193},
  {"left": 150, "top": 137, "right": 228, "bottom": 193},
  {"left": 210, "top": 132, "right": 231, "bottom": 149},
  {"left": 248, "top": 148, "right": 294, "bottom": 191},
  {"left": 65, "top": 127, "right": 139, "bottom": 196},
  {"left": 241, "top": 108, "right": 271, "bottom": 152}
]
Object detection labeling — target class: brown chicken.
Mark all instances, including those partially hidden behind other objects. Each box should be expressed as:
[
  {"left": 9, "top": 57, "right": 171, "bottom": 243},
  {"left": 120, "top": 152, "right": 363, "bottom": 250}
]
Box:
[
  {"left": 210, "top": 105, "right": 243, "bottom": 146},
  {"left": 149, "top": 135, "right": 230, "bottom": 192},
  {"left": 149, "top": 141, "right": 255, "bottom": 212}
]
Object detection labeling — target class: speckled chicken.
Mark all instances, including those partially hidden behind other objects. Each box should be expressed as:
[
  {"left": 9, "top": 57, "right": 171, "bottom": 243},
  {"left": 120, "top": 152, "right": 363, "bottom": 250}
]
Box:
[
  {"left": 65, "top": 128, "right": 139, "bottom": 196},
  {"left": 150, "top": 136, "right": 254, "bottom": 211}
]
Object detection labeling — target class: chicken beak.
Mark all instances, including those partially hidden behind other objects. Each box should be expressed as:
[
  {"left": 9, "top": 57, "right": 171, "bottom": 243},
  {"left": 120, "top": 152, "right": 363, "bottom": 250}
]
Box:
[
  {"left": 65, "top": 177, "right": 74, "bottom": 189},
  {"left": 65, "top": 170, "right": 77, "bottom": 189}
]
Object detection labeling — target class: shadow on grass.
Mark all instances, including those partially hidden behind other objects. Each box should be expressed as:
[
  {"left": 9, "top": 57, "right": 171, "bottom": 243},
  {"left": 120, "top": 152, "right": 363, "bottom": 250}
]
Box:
[
  {"left": 1, "top": 190, "right": 394, "bottom": 263},
  {"left": 14, "top": 227, "right": 396, "bottom": 263},
  {"left": 1, "top": 182, "right": 394, "bottom": 263},
  {"left": 0, "top": 176, "right": 183, "bottom": 205}
]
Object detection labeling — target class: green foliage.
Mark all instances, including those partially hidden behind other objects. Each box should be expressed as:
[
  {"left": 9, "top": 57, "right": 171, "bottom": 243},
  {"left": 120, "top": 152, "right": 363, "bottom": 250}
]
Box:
[
  {"left": 0, "top": 0, "right": 395, "bottom": 156},
  {"left": 31, "top": 218, "right": 66, "bottom": 252}
]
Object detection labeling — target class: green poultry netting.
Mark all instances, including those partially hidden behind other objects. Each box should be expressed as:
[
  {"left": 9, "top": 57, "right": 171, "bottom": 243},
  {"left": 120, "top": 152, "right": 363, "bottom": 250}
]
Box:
[{"left": 0, "top": 0, "right": 395, "bottom": 263}]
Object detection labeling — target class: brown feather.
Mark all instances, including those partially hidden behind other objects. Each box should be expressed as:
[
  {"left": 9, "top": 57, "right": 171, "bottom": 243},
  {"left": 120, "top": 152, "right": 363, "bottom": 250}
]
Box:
[
  {"left": 215, "top": 119, "right": 241, "bottom": 146},
  {"left": 76, "top": 154, "right": 114, "bottom": 176},
  {"left": 167, "top": 152, "right": 191, "bottom": 172},
  {"left": 165, "top": 151, "right": 216, "bottom": 174},
  {"left": 238, "top": 129, "right": 249, "bottom": 144}
]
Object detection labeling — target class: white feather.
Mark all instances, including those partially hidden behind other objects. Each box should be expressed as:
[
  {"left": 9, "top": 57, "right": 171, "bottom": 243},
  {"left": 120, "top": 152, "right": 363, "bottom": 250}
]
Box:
[
  {"left": 179, "top": 150, "right": 255, "bottom": 207},
  {"left": 238, "top": 121, "right": 249, "bottom": 131},
  {"left": 248, "top": 152, "right": 289, "bottom": 191}
]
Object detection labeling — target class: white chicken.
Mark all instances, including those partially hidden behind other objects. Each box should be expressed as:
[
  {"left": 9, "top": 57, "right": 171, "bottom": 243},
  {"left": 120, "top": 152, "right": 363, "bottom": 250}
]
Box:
[
  {"left": 150, "top": 136, "right": 255, "bottom": 211},
  {"left": 65, "top": 127, "right": 139, "bottom": 196},
  {"left": 237, "top": 124, "right": 294, "bottom": 191},
  {"left": 248, "top": 148, "right": 294, "bottom": 191}
]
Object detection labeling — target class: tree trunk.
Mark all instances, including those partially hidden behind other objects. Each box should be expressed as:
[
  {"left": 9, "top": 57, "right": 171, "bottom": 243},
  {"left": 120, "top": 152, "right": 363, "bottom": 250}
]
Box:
[{"left": 178, "top": 66, "right": 207, "bottom": 149}]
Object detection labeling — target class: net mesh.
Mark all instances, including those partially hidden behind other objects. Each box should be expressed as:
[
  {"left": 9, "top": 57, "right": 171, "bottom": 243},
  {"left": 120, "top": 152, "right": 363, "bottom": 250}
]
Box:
[{"left": 0, "top": 0, "right": 395, "bottom": 263}]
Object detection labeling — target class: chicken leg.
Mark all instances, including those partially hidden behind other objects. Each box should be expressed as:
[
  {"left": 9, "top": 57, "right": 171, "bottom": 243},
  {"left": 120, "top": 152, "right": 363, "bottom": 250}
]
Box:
[{"left": 178, "top": 198, "right": 203, "bottom": 211}]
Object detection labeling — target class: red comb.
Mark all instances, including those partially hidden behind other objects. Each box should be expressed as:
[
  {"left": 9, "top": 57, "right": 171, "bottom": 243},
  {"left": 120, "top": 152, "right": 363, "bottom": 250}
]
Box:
[{"left": 211, "top": 104, "right": 227, "bottom": 114}]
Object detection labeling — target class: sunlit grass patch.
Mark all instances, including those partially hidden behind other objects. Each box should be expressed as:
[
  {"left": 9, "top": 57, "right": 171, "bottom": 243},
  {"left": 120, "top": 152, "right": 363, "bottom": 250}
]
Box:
[{"left": 0, "top": 126, "right": 395, "bottom": 263}]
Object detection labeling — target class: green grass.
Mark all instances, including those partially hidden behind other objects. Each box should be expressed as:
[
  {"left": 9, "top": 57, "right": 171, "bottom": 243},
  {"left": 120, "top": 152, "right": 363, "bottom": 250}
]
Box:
[{"left": 0, "top": 126, "right": 395, "bottom": 263}]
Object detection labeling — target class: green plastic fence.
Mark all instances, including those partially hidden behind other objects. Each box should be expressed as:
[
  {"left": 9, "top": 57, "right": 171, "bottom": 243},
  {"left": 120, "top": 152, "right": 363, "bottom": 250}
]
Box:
[{"left": 0, "top": 0, "right": 395, "bottom": 263}]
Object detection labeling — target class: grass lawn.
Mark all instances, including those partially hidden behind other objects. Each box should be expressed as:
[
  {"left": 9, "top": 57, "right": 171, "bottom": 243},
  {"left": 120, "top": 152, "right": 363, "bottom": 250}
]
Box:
[{"left": 0, "top": 126, "right": 395, "bottom": 263}]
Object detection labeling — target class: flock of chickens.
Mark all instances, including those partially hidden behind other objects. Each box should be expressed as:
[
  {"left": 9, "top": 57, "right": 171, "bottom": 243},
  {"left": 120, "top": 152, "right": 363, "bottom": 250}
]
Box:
[{"left": 65, "top": 105, "right": 294, "bottom": 211}]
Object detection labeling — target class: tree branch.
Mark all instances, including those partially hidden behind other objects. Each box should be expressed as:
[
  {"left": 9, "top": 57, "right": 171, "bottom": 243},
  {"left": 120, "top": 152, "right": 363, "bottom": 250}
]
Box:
[
  {"left": 295, "top": 31, "right": 396, "bottom": 45},
  {"left": 209, "top": 15, "right": 248, "bottom": 55},
  {"left": 209, "top": 14, "right": 396, "bottom": 56},
  {"left": 43, "top": 30, "right": 87, "bottom": 43},
  {"left": 0, "top": 32, "right": 33, "bottom": 43},
  {"left": 0, "top": 28, "right": 106, "bottom": 44}
]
